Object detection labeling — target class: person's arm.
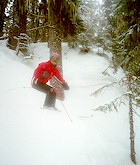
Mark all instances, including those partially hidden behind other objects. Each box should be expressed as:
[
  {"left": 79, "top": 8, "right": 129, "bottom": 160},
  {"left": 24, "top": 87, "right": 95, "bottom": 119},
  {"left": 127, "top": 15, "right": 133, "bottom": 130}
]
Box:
[
  {"left": 54, "top": 68, "right": 65, "bottom": 83},
  {"left": 54, "top": 68, "right": 70, "bottom": 90},
  {"left": 33, "top": 62, "right": 46, "bottom": 79}
]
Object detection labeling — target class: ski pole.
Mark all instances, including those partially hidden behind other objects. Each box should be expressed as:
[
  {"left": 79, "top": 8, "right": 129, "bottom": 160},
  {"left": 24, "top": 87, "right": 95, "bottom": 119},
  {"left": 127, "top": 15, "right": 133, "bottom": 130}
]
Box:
[{"left": 60, "top": 101, "right": 72, "bottom": 122}]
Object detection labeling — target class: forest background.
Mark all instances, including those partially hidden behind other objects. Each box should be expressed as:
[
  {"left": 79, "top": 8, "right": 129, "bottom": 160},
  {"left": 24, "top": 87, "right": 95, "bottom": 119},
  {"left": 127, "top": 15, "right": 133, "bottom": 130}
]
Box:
[{"left": 0, "top": 0, "right": 140, "bottom": 164}]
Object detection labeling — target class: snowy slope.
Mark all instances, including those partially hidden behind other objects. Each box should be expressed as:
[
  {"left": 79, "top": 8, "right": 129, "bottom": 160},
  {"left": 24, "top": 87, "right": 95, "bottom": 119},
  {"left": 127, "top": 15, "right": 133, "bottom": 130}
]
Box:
[{"left": 0, "top": 40, "right": 139, "bottom": 165}]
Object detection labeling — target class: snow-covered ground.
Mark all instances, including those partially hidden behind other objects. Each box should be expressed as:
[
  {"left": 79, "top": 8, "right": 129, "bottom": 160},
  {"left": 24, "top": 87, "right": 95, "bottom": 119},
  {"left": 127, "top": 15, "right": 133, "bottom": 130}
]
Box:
[{"left": 0, "top": 40, "right": 139, "bottom": 165}]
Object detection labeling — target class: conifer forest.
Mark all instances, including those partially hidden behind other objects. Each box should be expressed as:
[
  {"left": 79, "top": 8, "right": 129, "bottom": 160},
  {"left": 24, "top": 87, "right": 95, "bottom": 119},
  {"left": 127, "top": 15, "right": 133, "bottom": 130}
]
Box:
[{"left": 0, "top": 0, "right": 140, "bottom": 164}]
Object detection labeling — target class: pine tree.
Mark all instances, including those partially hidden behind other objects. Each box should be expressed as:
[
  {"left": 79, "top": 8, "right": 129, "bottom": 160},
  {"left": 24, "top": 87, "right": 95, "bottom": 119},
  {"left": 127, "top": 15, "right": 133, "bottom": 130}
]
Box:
[
  {"left": 48, "top": 0, "right": 84, "bottom": 71},
  {"left": 97, "top": 0, "right": 140, "bottom": 163},
  {"left": 38, "top": 0, "right": 48, "bottom": 42},
  {"left": 0, "top": 0, "right": 8, "bottom": 37},
  {"left": 27, "top": 0, "right": 40, "bottom": 42},
  {"left": 7, "top": 0, "right": 28, "bottom": 50},
  {"left": 111, "top": 0, "right": 140, "bottom": 103},
  {"left": 78, "top": 0, "right": 98, "bottom": 53}
]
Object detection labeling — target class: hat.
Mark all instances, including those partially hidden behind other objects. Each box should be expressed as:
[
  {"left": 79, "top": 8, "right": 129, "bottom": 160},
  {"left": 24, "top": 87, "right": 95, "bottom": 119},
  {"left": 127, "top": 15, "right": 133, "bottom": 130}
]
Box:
[
  {"left": 50, "top": 52, "right": 60, "bottom": 66},
  {"left": 51, "top": 52, "right": 60, "bottom": 58}
]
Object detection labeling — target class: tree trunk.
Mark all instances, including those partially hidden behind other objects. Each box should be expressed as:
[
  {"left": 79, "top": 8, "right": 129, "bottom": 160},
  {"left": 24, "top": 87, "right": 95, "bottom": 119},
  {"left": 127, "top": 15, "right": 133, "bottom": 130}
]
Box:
[
  {"left": 30, "top": 1, "right": 35, "bottom": 42},
  {"left": 128, "top": 75, "right": 136, "bottom": 164},
  {"left": 48, "top": 0, "right": 64, "bottom": 99},
  {"left": 48, "top": 0, "right": 63, "bottom": 74},
  {"left": 41, "top": 0, "right": 48, "bottom": 42}
]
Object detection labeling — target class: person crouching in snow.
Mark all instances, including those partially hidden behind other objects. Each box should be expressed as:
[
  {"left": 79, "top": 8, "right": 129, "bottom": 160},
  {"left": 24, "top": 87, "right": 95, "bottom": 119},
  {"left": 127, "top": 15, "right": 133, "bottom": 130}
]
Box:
[{"left": 31, "top": 52, "right": 69, "bottom": 110}]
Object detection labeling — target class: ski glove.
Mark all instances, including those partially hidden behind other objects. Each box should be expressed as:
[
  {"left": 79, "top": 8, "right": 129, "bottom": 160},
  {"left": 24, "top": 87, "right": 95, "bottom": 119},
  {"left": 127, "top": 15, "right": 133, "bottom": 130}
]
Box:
[{"left": 63, "top": 82, "right": 70, "bottom": 90}]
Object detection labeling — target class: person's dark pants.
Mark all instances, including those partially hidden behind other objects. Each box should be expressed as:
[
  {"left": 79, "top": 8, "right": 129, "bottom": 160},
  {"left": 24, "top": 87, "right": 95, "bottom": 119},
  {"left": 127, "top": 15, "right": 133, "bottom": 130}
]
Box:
[{"left": 31, "top": 78, "right": 56, "bottom": 107}]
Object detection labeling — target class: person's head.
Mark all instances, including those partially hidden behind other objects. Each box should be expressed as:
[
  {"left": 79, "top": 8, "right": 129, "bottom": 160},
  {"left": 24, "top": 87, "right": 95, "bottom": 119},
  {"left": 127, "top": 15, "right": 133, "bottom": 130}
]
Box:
[{"left": 50, "top": 52, "right": 60, "bottom": 66}]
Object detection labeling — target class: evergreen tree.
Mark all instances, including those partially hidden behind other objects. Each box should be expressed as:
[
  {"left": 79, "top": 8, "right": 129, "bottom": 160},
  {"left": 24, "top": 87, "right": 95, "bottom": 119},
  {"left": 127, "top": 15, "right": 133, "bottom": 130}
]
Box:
[
  {"left": 102, "top": 0, "right": 140, "bottom": 103},
  {"left": 38, "top": 0, "right": 48, "bottom": 42},
  {"left": 7, "top": 0, "right": 28, "bottom": 50},
  {"left": 13, "top": 0, "right": 28, "bottom": 33},
  {"left": 78, "top": 0, "right": 98, "bottom": 53},
  {"left": 111, "top": 0, "right": 140, "bottom": 101},
  {"left": 47, "top": 0, "right": 84, "bottom": 97},
  {"left": 48, "top": 0, "right": 84, "bottom": 70},
  {"left": 27, "top": 0, "right": 40, "bottom": 42},
  {"left": 0, "top": 0, "right": 8, "bottom": 37},
  {"left": 100, "top": 0, "right": 140, "bottom": 163}
]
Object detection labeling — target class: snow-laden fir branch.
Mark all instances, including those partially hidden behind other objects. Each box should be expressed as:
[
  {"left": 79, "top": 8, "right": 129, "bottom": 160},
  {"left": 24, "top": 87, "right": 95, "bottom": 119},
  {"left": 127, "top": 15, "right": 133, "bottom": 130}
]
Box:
[
  {"left": 91, "top": 81, "right": 117, "bottom": 97},
  {"left": 133, "top": 110, "right": 140, "bottom": 118},
  {"left": 93, "top": 93, "right": 128, "bottom": 113}
]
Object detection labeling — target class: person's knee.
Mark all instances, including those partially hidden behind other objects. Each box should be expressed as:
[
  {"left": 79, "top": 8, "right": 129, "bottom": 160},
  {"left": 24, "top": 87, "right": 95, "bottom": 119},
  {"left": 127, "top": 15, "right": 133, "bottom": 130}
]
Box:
[
  {"left": 50, "top": 88, "right": 56, "bottom": 96},
  {"left": 31, "top": 83, "right": 36, "bottom": 89}
]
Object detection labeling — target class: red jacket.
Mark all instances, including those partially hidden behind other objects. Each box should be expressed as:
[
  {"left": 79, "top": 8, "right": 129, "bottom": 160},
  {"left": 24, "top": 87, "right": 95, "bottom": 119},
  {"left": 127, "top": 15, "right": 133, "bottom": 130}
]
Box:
[{"left": 33, "top": 60, "right": 65, "bottom": 84}]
